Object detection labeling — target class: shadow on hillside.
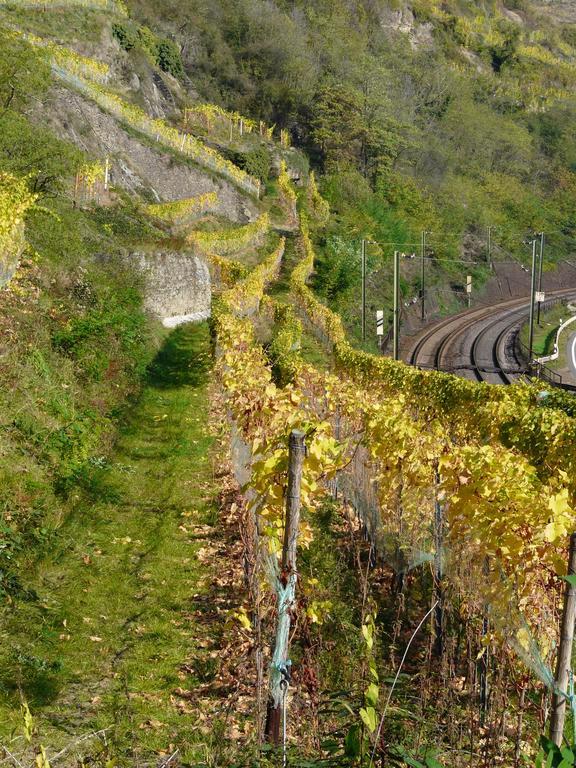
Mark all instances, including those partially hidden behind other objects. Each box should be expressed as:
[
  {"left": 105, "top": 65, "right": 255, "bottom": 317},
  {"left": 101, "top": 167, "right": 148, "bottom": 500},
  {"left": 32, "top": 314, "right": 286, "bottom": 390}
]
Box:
[{"left": 147, "top": 322, "right": 211, "bottom": 389}]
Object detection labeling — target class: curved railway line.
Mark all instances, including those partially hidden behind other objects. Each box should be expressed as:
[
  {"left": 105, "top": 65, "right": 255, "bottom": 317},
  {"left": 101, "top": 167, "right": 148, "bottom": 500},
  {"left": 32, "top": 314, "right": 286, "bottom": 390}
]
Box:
[{"left": 405, "top": 289, "right": 576, "bottom": 386}]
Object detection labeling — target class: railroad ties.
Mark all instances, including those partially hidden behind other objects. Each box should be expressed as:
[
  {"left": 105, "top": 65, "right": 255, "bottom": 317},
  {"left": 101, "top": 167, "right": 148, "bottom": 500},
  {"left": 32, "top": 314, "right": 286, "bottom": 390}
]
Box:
[{"left": 406, "top": 289, "right": 576, "bottom": 386}]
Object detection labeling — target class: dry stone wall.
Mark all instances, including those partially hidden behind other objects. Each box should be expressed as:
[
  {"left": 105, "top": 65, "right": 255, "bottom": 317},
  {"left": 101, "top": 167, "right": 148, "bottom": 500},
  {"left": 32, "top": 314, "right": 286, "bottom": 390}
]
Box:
[{"left": 133, "top": 250, "right": 211, "bottom": 327}]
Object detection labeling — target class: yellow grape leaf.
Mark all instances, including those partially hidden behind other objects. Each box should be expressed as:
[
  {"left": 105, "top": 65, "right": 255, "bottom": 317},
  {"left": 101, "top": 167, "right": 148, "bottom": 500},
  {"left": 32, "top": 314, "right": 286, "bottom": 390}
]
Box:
[
  {"left": 359, "top": 706, "right": 377, "bottom": 733},
  {"left": 230, "top": 607, "right": 252, "bottom": 631}
]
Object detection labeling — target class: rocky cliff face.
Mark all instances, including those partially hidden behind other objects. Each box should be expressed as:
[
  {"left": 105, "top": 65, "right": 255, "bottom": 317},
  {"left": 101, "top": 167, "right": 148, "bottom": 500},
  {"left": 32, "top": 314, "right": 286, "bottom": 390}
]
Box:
[
  {"left": 40, "top": 88, "right": 258, "bottom": 223},
  {"left": 533, "top": 0, "right": 576, "bottom": 22}
]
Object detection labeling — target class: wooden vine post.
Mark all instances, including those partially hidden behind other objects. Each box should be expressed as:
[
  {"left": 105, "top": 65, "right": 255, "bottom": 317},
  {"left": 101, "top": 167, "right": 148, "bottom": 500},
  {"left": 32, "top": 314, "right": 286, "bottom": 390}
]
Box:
[
  {"left": 432, "top": 469, "right": 444, "bottom": 659},
  {"left": 479, "top": 556, "right": 490, "bottom": 724},
  {"left": 265, "top": 430, "right": 306, "bottom": 745},
  {"left": 550, "top": 532, "right": 576, "bottom": 746}
]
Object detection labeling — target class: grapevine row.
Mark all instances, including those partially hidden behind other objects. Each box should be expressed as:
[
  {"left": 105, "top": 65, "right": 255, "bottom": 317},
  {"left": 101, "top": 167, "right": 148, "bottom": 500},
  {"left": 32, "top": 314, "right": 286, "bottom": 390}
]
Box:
[
  {"left": 211, "top": 230, "right": 572, "bottom": 678},
  {"left": 145, "top": 192, "right": 218, "bottom": 224},
  {"left": 188, "top": 213, "right": 270, "bottom": 256},
  {"left": 291, "top": 219, "right": 576, "bottom": 498},
  {"left": 184, "top": 105, "right": 291, "bottom": 149},
  {"left": 22, "top": 31, "right": 111, "bottom": 83}
]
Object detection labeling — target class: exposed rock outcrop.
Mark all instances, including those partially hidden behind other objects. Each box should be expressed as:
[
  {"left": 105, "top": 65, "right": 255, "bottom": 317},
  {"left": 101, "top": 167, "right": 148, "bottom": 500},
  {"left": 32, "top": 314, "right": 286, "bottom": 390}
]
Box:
[{"left": 38, "top": 87, "right": 258, "bottom": 223}]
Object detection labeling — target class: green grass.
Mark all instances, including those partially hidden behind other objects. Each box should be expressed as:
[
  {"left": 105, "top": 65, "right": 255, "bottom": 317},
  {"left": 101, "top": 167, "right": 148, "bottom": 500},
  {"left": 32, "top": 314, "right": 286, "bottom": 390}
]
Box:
[
  {"left": 299, "top": 327, "right": 331, "bottom": 370},
  {"left": 520, "top": 302, "right": 571, "bottom": 356},
  {"left": 0, "top": 6, "right": 108, "bottom": 41},
  {"left": 0, "top": 322, "right": 222, "bottom": 764}
]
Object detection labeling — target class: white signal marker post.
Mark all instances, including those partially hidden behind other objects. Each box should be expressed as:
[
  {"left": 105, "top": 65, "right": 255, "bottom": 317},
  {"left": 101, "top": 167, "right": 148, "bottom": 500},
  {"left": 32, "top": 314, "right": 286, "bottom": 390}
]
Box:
[
  {"left": 466, "top": 275, "right": 472, "bottom": 308},
  {"left": 376, "top": 310, "right": 384, "bottom": 353}
]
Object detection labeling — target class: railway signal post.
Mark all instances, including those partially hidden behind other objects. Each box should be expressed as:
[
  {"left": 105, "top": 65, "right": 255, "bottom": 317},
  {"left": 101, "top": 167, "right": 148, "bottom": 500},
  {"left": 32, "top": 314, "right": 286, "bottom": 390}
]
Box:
[
  {"left": 528, "top": 239, "right": 538, "bottom": 366},
  {"left": 393, "top": 250, "right": 400, "bottom": 360},
  {"left": 420, "top": 231, "right": 427, "bottom": 322},
  {"left": 537, "top": 232, "right": 545, "bottom": 325}
]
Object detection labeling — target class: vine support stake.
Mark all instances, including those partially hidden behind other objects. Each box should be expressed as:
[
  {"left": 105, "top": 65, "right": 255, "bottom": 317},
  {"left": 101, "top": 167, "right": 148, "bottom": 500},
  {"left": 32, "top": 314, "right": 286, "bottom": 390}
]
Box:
[
  {"left": 550, "top": 532, "right": 576, "bottom": 746},
  {"left": 361, "top": 239, "right": 367, "bottom": 342},
  {"left": 265, "top": 430, "right": 306, "bottom": 748},
  {"left": 479, "top": 556, "right": 490, "bottom": 725},
  {"left": 432, "top": 469, "right": 444, "bottom": 658}
]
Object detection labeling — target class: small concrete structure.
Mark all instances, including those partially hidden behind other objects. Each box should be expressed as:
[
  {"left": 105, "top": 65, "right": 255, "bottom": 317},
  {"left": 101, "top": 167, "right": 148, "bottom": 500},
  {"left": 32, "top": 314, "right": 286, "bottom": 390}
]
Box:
[
  {"left": 0, "top": 255, "right": 18, "bottom": 288},
  {"left": 0, "top": 224, "right": 24, "bottom": 288},
  {"left": 133, "top": 250, "right": 211, "bottom": 327}
]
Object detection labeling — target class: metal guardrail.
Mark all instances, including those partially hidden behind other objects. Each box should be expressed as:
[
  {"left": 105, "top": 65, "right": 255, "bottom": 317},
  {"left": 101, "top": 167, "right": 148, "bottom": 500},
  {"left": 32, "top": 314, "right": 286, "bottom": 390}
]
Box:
[
  {"left": 514, "top": 296, "right": 575, "bottom": 388},
  {"left": 516, "top": 335, "right": 563, "bottom": 384}
]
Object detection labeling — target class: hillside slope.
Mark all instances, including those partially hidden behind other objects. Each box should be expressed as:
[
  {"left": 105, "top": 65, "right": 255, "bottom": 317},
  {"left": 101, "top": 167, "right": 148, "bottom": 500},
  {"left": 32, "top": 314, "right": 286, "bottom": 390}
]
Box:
[
  {"left": 119, "top": 0, "right": 576, "bottom": 345},
  {"left": 2, "top": 1, "right": 576, "bottom": 767}
]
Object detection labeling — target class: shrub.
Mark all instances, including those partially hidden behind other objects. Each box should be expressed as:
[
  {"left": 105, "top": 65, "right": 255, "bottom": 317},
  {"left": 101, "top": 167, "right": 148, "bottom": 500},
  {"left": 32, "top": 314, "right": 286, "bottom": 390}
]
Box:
[
  {"left": 244, "top": 146, "right": 271, "bottom": 182},
  {"left": 112, "top": 21, "right": 138, "bottom": 51},
  {"left": 112, "top": 23, "right": 184, "bottom": 79},
  {"left": 156, "top": 38, "right": 184, "bottom": 78},
  {"left": 137, "top": 25, "right": 158, "bottom": 57}
]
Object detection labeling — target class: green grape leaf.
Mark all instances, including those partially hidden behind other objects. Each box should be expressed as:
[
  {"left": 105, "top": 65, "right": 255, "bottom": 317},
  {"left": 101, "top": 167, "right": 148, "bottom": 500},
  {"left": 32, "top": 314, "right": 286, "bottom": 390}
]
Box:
[
  {"left": 359, "top": 706, "right": 377, "bottom": 733},
  {"left": 365, "top": 682, "right": 379, "bottom": 708}
]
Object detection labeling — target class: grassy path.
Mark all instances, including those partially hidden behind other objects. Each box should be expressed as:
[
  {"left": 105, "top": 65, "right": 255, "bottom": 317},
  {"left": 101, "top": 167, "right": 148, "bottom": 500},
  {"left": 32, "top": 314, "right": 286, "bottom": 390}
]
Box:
[
  {"left": 0, "top": 323, "right": 223, "bottom": 763},
  {"left": 267, "top": 235, "right": 332, "bottom": 370}
]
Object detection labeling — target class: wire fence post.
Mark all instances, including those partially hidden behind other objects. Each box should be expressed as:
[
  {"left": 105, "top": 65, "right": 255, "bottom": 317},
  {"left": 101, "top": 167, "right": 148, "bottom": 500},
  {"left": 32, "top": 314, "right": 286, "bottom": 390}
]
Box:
[
  {"left": 265, "top": 430, "right": 306, "bottom": 749},
  {"left": 550, "top": 532, "right": 576, "bottom": 746}
]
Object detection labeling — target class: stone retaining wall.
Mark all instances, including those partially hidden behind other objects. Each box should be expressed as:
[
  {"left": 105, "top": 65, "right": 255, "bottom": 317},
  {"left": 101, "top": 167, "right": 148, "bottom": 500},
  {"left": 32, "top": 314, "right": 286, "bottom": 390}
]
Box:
[{"left": 133, "top": 250, "right": 211, "bottom": 327}]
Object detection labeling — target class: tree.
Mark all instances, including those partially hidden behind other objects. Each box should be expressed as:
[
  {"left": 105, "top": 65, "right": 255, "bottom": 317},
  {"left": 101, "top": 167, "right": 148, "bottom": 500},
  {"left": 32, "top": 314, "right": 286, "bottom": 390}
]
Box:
[
  {"left": 0, "top": 112, "right": 82, "bottom": 198},
  {"left": 0, "top": 30, "right": 50, "bottom": 116}
]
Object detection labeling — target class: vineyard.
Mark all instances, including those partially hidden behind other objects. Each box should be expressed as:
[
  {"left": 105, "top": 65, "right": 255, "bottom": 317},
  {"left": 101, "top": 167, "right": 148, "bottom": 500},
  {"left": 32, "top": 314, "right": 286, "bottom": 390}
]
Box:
[
  {"left": 3, "top": 0, "right": 576, "bottom": 764},
  {"left": 48, "top": 63, "right": 261, "bottom": 196},
  {"left": 0, "top": 172, "right": 39, "bottom": 284},
  {"left": 0, "top": 0, "right": 126, "bottom": 11},
  {"left": 145, "top": 192, "right": 218, "bottom": 224},
  {"left": 207, "top": 177, "right": 576, "bottom": 762},
  {"left": 22, "top": 32, "right": 111, "bottom": 83}
]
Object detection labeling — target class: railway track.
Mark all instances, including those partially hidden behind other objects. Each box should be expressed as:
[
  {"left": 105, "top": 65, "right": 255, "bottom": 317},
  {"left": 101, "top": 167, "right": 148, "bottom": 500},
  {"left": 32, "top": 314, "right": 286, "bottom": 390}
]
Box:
[{"left": 405, "top": 289, "right": 576, "bottom": 385}]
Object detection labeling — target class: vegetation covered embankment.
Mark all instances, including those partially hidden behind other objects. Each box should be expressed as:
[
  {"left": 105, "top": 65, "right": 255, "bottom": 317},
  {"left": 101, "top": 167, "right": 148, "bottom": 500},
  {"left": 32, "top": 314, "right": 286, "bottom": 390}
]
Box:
[
  {"left": 123, "top": 0, "right": 576, "bottom": 341},
  {"left": 5, "top": 0, "right": 576, "bottom": 766}
]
